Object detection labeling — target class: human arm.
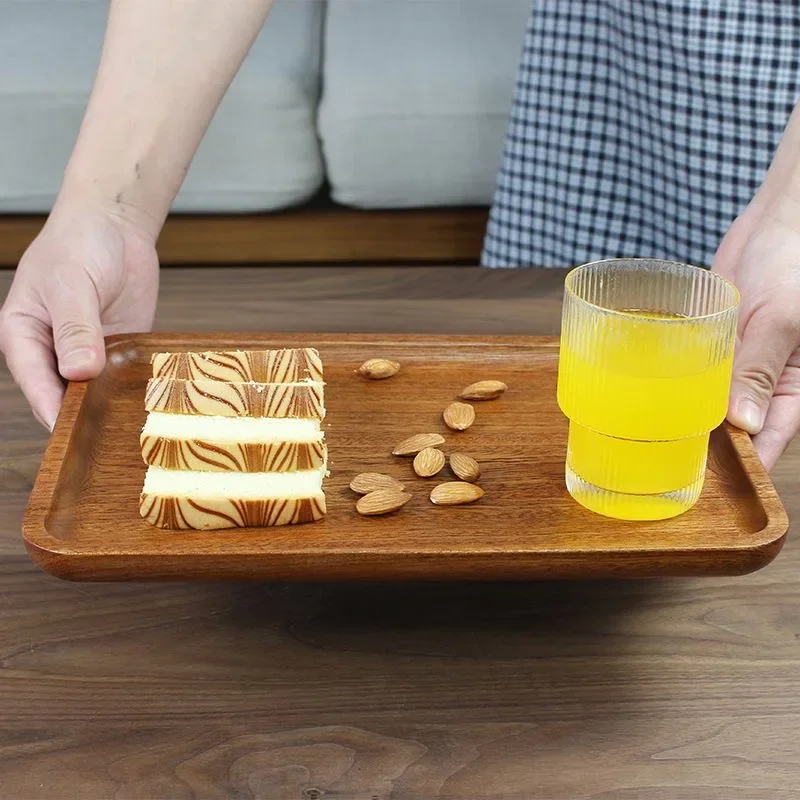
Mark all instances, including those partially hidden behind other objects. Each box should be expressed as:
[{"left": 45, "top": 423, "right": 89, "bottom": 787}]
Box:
[{"left": 0, "top": 0, "right": 274, "bottom": 429}]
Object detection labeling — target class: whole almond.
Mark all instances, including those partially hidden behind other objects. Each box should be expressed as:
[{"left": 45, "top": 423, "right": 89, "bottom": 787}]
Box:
[
  {"left": 356, "top": 358, "right": 400, "bottom": 380},
  {"left": 443, "top": 401, "right": 476, "bottom": 431},
  {"left": 450, "top": 453, "right": 480, "bottom": 483},
  {"left": 413, "top": 447, "right": 446, "bottom": 477},
  {"left": 350, "top": 472, "right": 405, "bottom": 494},
  {"left": 459, "top": 380, "right": 507, "bottom": 401},
  {"left": 430, "top": 482, "right": 485, "bottom": 506},
  {"left": 392, "top": 433, "right": 446, "bottom": 456},
  {"left": 356, "top": 488, "right": 412, "bottom": 516}
]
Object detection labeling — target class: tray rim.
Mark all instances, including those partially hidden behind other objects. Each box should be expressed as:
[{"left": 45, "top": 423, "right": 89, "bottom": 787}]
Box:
[{"left": 22, "top": 331, "right": 790, "bottom": 580}]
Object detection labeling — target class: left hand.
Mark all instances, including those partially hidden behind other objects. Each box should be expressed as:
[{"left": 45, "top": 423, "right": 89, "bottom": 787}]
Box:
[{"left": 713, "top": 198, "right": 800, "bottom": 471}]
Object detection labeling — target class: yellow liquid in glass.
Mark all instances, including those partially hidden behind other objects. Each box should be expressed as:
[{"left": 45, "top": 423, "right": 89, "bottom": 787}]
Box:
[{"left": 557, "top": 309, "right": 734, "bottom": 520}]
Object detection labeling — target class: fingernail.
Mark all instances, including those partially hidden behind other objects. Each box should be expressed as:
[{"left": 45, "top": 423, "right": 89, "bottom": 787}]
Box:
[
  {"left": 33, "top": 409, "right": 55, "bottom": 432},
  {"left": 738, "top": 398, "right": 764, "bottom": 433},
  {"left": 61, "top": 348, "right": 95, "bottom": 371}
]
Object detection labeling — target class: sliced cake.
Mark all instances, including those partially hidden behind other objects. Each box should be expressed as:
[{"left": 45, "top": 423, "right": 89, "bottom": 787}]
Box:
[
  {"left": 151, "top": 347, "right": 323, "bottom": 384},
  {"left": 141, "top": 414, "right": 326, "bottom": 472},
  {"left": 144, "top": 377, "right": 325, "bottom": 418},
  {"left": 139, "top": 346, "right": 327, "bottom": 530},
  {"left": 140, "top": 467, "right": 326, "bottom": 530}
]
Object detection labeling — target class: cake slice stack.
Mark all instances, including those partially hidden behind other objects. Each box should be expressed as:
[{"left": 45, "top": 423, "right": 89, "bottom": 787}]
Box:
[{"left": 139, "top": 347, "right": 327, "bottom": 529}]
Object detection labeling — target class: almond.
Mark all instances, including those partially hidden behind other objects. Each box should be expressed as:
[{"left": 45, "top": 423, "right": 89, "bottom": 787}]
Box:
[
  {"left": 413, "top": 447, "right": 446, "bottom": 477},
  {"left": 392, "top": 433, "right": 446, "bottom": 456},
  {"left": 443, "top": 401, "right": 475, "bottom": 431},
  {"left": 430, "top": 482, "right": 485, "bottom": 506},
  {"left": 350, "top": 472, "right": 405, "bottom": 495},
  {"left": 356, "top": 488, "right": 411, "bottom": 516},
  {"left": 458, "top": 380, "right": 507, "bottom": 401},
  {"left": 356, "top": 358, "right": 400, "bottom": 380},
  {"left": 450, "top": 453, "right": 480, "bottom": 483}
]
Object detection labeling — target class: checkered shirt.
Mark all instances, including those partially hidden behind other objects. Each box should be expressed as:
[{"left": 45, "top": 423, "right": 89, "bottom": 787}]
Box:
[{"left": 482, "top": 1, "right": 800, "bottom": 268}]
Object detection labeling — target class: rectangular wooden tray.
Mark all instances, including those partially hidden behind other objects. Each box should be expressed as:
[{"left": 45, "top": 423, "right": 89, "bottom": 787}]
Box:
[{"left": 23, "top": 333, "right": 789, "bottom": 581}]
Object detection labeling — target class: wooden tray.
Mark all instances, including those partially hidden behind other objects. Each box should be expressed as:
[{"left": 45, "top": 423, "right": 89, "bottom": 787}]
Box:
[{"left": 23, "top": 333, "right": 789, "bottom": 581}]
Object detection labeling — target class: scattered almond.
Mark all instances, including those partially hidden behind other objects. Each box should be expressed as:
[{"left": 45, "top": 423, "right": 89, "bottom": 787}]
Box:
[
  {"left": 356, "top": 358, "right": 400, "bottom": 380},
  {"left": 392, "top": 433, "right": 446, "bottom": 456},
  {"left": 443, "top": 401, "right": 476, "bottom": 431},
  {"left": 459, "top": 380, "right": 507, "bottom": 401},
  {"left": 430, "top": 482, "right": 485, "bottom": 506},
  {"left": 350, "top": 472, "right": 405, "bottom": 495},
  {"left": 356, "top": 488, "right": 412, "bottom": 516},
  {"left": 413, "top": 447, "right": 446, "bottom": 477},
  {"left": 450, "top": 453, "right": 480, "bottom": 483}
]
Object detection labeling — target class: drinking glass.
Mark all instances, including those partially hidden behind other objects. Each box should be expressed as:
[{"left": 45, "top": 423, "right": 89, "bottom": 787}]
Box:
[{"left": 557, "top": 258, "right": 740, "bottom": 520}]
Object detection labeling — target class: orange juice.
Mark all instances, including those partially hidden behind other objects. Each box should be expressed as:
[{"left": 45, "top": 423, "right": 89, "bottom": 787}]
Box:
[{"left": 558, "top": 310, "right": 734, "bottom": 520}]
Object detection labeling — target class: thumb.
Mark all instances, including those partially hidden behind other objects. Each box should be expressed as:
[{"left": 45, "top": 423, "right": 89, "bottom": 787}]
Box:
[
  {"left": 728, "top": 311, "right": 798, "bottom": 434},
  {"left": 49, "top": 277, "right": 106, "bottom": 382}
]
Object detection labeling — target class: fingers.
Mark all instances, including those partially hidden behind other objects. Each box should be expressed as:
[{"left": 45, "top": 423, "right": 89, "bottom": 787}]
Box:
[
  {"left": 49, "top": 276, "right": 106, "bottom": 382},
  {"left": 0, "top": 269, "right": 106, "bottom": 430},
  {"left": 727, "top": 311, "right": 800, "bottom": 435},
  {"left": 752, "top": 392, "right": 800, "bottom": 471},
  {"left": 0, "top": 311, "right": 65, "bottom": 431}
]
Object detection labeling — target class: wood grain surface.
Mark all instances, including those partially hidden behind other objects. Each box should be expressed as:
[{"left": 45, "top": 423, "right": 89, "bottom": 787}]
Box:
[
  {"left": 1, "top": 266, "right": 799, "bottom": 799},
  {"left": 24, "top": 333, "right": 786, "bottom": 581}
]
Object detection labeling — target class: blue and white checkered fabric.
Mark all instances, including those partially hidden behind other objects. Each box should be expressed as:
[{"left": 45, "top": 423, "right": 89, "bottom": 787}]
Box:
[{"left": 482, "top": 1, "right": 800, "bottom": 268}]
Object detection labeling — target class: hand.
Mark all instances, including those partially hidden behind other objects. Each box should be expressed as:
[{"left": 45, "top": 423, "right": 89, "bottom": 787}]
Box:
[
  {"left": 713, "top": 200, "right": 800, "bottom": 470},
  {"left": 0, "top": 208, "right": 159, "bottom": 430}
]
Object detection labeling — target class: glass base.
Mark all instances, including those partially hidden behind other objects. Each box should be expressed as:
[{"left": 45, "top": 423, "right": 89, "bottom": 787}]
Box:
[{"left": 565, "top": 462, "right": 703, "bottom": 521}]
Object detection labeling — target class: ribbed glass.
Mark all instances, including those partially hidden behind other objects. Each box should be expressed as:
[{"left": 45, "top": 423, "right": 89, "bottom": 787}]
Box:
[{"left": 557, "top": 258, "right": 739, "bottom": 521}]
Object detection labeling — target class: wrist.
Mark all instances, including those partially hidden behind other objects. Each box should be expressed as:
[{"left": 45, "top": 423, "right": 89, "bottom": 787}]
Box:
[
  {"left": 746, "top": 179, "right": 800, "bottom": 234},
  {"left": 748, "top": 101, "right": 800, "bottom": 218},
  {"left": 53, "top": 172, "right": 165, "bottom": 245},
  {"left": 49, "top": 181, "right": 162, "bottom": 248}
]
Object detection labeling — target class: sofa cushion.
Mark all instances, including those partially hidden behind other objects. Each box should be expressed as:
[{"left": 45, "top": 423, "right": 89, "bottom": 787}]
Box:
[
  {"left": 0, "top": 0, "right": 324, "bottom": 213},
  {"left": 318, "top": 0, "right": 531, "bottom": 209}
]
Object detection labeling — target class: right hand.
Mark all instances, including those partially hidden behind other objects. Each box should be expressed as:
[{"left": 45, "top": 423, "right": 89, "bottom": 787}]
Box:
[{"left": 0, "top": 207, "right": 159, "bottom": 430}]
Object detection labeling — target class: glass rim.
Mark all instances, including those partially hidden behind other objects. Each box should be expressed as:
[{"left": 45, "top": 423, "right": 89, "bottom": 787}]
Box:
[{"left": 564, "top": 257, "right": 741, "bottom": 322}]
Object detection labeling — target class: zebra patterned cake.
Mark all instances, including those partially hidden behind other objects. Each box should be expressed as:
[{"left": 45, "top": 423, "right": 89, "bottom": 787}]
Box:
[{"left": 139, "top": 348, "right": 327, "bottom": 530}]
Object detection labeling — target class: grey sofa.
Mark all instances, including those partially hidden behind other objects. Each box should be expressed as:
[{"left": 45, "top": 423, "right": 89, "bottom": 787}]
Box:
[{"left": 0, "top": 0, "right": 531, "bottom": 214}]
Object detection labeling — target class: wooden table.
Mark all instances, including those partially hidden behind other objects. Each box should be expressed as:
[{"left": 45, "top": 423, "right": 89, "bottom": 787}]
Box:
[{"left": 1, "top": 266, "right": 798, "bottom": 800}]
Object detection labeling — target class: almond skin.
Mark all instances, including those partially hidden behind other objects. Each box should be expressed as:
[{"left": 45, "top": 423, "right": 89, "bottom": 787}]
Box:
[
  {"left": 350, "top": 472, "right": 405, "bottom": 495},
  {"left": 356, "top": 488, "right": 412, "bottom": 516},
  {"left": 458, "top": 380, "right": 507, "bottom": 401},
  {"left": 430, "top": 482, "right": 485, "bottom": 505},
  {"left": 413, "top": 447, "right": 446, "bottom": 477},
  {"left": 449, "top": 453, "right": 480, "bottom": 483},
  {"left": 356, "top": 358, "right": 400, "bottom": 380},
  {"left": 392, "top": 433, "right": 446, "bottom": 456},
  {"left": 443, "top": 401, "right": 476, "bottom": 431}
]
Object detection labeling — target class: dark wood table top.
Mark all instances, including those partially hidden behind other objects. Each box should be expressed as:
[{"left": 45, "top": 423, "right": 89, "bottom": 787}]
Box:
[{"left": 1, "top": 266, "right": 798, "bottom": 800}]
